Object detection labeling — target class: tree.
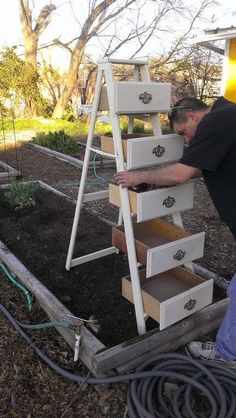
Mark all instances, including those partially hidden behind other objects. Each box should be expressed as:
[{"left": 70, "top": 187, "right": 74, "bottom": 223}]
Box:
[
  {"left": 0, "top": 47, "right": 45, "bottom": 117},
  {"left": 51, "top": 0, "right": 217, "bottom": 118},
  {"left": 19, "top": 0, "right": 56, "bottom": 69},
  {"left": 18, "top": 0, "right": 217, "bottom": 118},
  {"left": 149, "top": 44, "right": 222, "bottom": 103}
]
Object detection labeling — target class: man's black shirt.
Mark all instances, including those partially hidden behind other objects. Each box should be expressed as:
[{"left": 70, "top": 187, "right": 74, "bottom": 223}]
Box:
[{"left": 179, "top": 97, "right": 236, "bottom": 239}]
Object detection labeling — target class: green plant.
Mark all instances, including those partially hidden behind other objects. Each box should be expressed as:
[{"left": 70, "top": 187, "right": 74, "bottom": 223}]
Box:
[
  {"left": 32, "top": 130, "right": 79, "bottom": 154},
  {"left": 5, "top": 181, "right": 39, "bottom": 209}
]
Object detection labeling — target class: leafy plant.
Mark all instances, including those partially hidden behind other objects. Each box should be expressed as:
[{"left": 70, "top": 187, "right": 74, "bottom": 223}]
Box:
[
  {"left": 32, "top": 130, "right": 79, "bottom": 154},
  {"left": 5, "top": 181, "right": 39, "bottom": 209}
]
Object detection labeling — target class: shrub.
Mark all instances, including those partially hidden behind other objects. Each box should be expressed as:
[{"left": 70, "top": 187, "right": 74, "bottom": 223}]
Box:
[
  {"left": 5, "top": 181, "right": 39, "bottom": 209},
  {"left": 32, "top": 130, "right": 79, "bottom": 154}
]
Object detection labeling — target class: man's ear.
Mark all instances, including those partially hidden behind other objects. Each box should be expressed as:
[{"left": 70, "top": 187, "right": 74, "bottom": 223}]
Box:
[{"left": 186, "top": 111, "right": 198, "bottom": 122}]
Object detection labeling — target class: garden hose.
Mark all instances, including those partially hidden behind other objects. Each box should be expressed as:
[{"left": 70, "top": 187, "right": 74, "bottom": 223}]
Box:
[
  {"left": 17, "top": 320, "right": 73, "bottom": 330},
  {"left": 0, "top": 261, "right": 33, "bottom": 310},
  {"left": 92, "top": 152, "right": 106, "bottom": 183},
  {"left": 1, "top": 303, "right": 236, "bottom": 418}
]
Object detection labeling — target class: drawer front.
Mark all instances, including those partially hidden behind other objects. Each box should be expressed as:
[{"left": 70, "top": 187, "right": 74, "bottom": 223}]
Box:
[
  {"left": 146, "top": 232, "right": 205, "bottom": 277},
  {"left": 114, "top": 81, "right": 171, "bottom": 113},
  {"left": 160, "top": 279, "right": 213, "bottom": 330},
  {"left": 137, "top": 182, "right": 194, "bottom": 222},
  {"left": 127, "top": 134, "right": 184, "bottom": 169}
]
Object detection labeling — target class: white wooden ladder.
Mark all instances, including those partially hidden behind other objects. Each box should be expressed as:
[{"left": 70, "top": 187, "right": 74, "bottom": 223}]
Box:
[{"left": 65, "top": 57, "right": 186, "bottom": 335}]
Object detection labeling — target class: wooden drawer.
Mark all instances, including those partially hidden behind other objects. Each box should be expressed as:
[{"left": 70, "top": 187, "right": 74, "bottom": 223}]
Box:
[
  {"left": 109, "top": 182, "right": 194, "bottom": 222},
  {"left": 99, "top": 82, "right": 171, "bottom": 113},
  {"left": 100, "top": 133, "right": 151, "bottom": 161},
  {"left": 101, "top": 134, "right": 184, "bottom": 169},
  {"left": 122, "top": 267, "right": 213, "bottom": 329},
  {"left": 112, "top": 219, "right": 205, "bottom": 277}
]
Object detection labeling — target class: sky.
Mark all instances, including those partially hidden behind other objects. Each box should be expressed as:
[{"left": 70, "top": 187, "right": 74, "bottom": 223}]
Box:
[{"left": 0, "top": 0, "right": 235, "bottom": 69}]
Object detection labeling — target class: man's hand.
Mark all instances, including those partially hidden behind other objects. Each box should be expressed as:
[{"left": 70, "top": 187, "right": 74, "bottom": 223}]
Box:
[
  {"left": 114, "top": 163, "right": 199, "bottom": 188},
  {"left": 114, "top": 171, "right": 145, "bottom": 187}
]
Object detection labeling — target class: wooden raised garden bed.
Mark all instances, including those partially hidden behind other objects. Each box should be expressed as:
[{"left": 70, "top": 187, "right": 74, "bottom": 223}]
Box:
[{"left": 0, "top": 181, "right": 229, "bottom": 375}]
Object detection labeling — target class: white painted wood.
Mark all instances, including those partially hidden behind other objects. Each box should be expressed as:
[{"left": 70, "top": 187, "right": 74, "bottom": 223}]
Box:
[
  {"left": 70, "top": 247, "right": 119, "bottom": 268},
  {"left": 97, "top": 114, "right": 111, "bottom": 123},
  {"left": 114, "top": 81, "right": 171, "bottom": 114},
  {"left": 146, "top": 232, "right": 205, "bottom": 277},
  {"left": 127, "top": 134, "right": 184, "bottom": 169},
  {"left": 160, "top": 279, "right": 213, "bottom": 330},
  {"left": 137, "top": 182, "right": 194, "bottom": 222},
  {"left": 104, "top": 62, "right": 147, "bottom": 335},
  {"left": 66, "top": 58, "right": 196, "bottom": 336},
  {"left": 66, "top": 67, "right": 104, "bottom": 271},
  {"left": 89, "top": 147, "right": 116, "bottom": 158},
  {"left": 171, "top": 212, "right": 194, "bottom": 272},
  {"left": 82, "top": 190, "right": 109, "bottom": 203},
  {"left": 98, "top": 58, "right": 148, "bottom": 65}
]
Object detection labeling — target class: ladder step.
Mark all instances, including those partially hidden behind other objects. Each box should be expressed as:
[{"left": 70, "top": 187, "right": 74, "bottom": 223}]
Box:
[
  {"left": 89, "top": 147, "right": 116, "bottom": 159},
  {"left": 98, "top": 58, "right": 148, "bottom": 65}
]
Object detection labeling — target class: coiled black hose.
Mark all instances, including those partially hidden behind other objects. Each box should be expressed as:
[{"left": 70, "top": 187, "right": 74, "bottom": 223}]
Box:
[{"left": 1, "top": 302, "right": 236, "bottom": 418}]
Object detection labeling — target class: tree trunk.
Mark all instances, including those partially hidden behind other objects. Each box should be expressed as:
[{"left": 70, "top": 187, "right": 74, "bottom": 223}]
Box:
[{"left": 52, "top": 45, "right": 85, "bottom": 119}]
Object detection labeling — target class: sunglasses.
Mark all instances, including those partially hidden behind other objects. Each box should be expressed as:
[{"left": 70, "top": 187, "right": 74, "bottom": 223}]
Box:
[{"left": 168, "top": 105, "right": 193, "bottom": 118}]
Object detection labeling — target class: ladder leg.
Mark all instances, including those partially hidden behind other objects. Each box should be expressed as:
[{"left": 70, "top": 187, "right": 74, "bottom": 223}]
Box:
[
  {"left": 118, "top": 208, "right": 123, "bottom": 225},
  {"left": 111, "top": 113, "right": 146, "bottom": 334},
  {"left": 65, "top": 69, "right": 103, "bottom": 270}
]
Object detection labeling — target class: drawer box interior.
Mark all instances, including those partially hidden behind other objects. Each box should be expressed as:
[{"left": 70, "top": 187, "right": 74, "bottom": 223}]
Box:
[
  {"left": 112, "top": 218, "right": 189, "bottom": 265},
  {"left": 122, "top": 267, "right": 213, "bottom": 329},
  {"left": 109, "top": 182, "right": 139, "bottom": 213},
  {"left": 101, "top": 134, "right": 150, "bottom": 160},
  {"left": 113, "top": 218, "right": 205, "bottom": 276}
]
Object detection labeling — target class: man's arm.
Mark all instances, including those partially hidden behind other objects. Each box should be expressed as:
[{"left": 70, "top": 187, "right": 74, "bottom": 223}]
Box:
[{"left": 114, "top": 163, "right": 200, "bottom": 187}]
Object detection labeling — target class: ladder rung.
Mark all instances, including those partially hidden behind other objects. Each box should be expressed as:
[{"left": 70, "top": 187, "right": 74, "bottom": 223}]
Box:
[
  {"left": 97, "top": 114, "right": 111, "bottom": 123},
  {"left": 83, "top": 190, "right": 109, "bottom": 202},
  {"left": 70, "top": 247, "right": 119, "bottom": 267},
  {"left": 89, "top": 147, "right": 116, "bottom": 159}
]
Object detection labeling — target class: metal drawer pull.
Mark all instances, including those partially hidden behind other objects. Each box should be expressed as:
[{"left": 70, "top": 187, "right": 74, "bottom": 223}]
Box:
[
  {"left": 163, "top": 196, "right": 176, "bottom": 208},
  {"left": 173, "top": 249, "right": 186, "bottom": 260},
  {"left": 152, "top": 145, "right": 165, "bottom": 157},
  {"left": 184, "top": 299, "right": 197, "bottom": 311},
  {"left": 139, "top": 91, "right": 152, "bottom": 104}
]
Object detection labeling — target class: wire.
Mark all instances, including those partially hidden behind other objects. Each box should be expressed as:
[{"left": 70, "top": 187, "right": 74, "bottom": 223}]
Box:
[{"left": 1, "top": 303, "right": 236, "bottom": 417}]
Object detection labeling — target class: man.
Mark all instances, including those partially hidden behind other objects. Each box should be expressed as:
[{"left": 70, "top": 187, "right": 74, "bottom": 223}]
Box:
[{"left": 114, "top": 96, "right": 236, "bottom": 366}]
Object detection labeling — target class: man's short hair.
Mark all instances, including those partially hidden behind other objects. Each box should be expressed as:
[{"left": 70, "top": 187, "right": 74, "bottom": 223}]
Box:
[{"left": 168, "top": 97, "right": 209, "bottom": 130}]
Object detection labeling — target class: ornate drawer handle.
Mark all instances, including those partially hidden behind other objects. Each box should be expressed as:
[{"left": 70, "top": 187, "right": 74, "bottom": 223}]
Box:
[
  {"left": 139, "top": 91, "right": 152, "bottom": 104},
  {"left": 152, "top": 145, "right": 165, "bottom": 157},
  {"left": 173, "top": 249, "right": 186, "bottom": 261},
  {"left": 184, "top": 299, "right": 197, "bottom": 311},
  {"left": 163, "top": 196, "right": 176, "bottom": 208}
]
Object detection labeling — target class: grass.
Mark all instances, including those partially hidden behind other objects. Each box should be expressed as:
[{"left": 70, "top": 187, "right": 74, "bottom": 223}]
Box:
[
  {"left": 1, "top": 116, "right": 171, "bottom": 137},
  {"left": 2, "top": 117, "right": 109, "bottom": 136}
]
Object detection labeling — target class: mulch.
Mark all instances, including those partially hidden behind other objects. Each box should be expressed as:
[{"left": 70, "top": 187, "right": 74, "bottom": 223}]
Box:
[{"left": 0, "top": 138, "right": 236, "bottom": 417}]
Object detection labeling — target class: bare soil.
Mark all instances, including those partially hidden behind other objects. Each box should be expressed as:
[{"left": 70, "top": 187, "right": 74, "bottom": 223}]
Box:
[{"left": 0, "top": 138, "right": 236, "bottom": 417}]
